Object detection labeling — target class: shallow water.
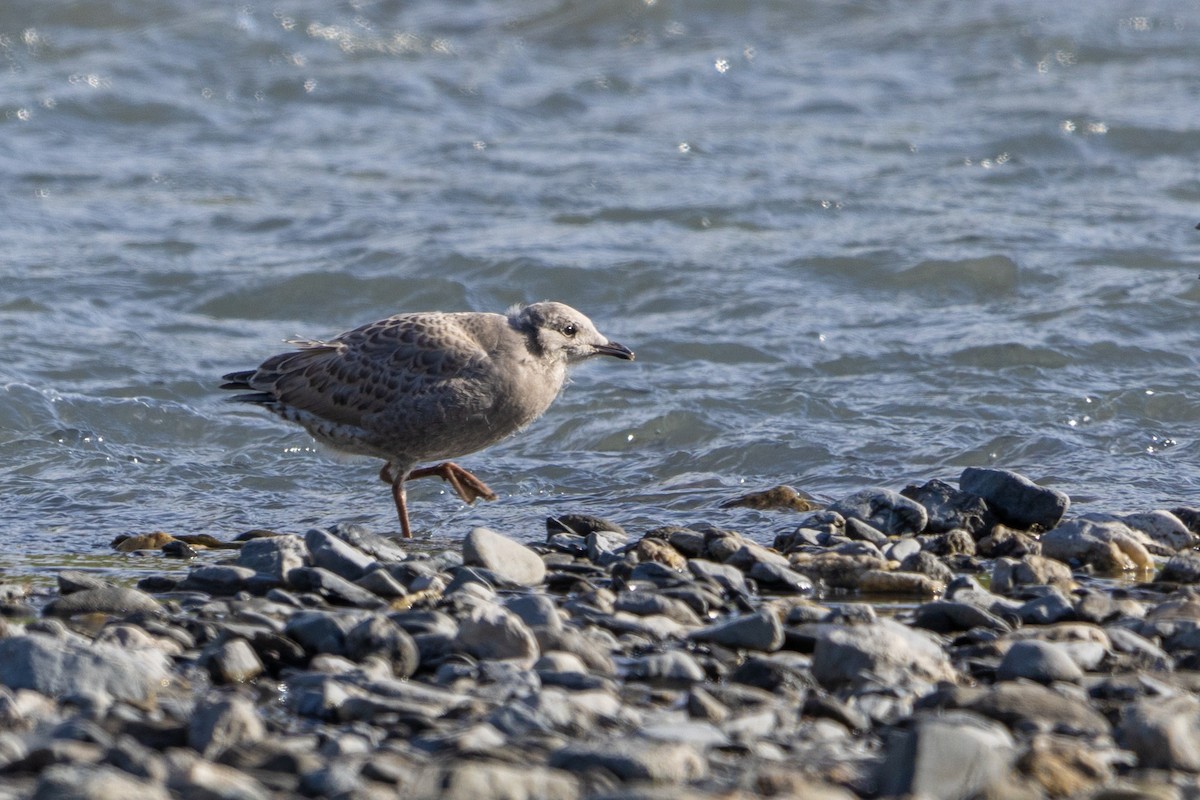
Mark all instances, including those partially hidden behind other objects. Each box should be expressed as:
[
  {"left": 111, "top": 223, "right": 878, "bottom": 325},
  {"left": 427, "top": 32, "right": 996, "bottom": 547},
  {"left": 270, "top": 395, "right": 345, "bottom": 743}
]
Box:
[{"left": 3, "top": 1, "right": 1200, "bottom": 575}]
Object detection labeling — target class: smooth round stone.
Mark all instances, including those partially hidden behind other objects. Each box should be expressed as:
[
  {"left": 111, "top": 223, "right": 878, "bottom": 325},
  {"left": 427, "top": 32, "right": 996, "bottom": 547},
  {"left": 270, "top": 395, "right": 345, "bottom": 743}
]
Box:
[
  {"left": 828, "top": 488, "right": 928, "bottom": 536},
  {"left": 462, "top": 527, "right": 546, "bottom": 587},
  {"left": 187, "top": 694, "right": 267, "bottom": 758},
  {"left": 305, "top": 528, "right": 376, "bottom": 581},
  {"left": 876, "top": 710, "right": 1017, "bottom": 799},
  {"left": 959, "top": 467, "right": 1069, "bottom": 531},
  {"left": 1117, "top": 694, "right": 1200, "bottom": 771},
  {"left": 996, "top": 640, "right": 1084, "bottom": 684},
  {"left": 44, "top": 587, "right": 161, "bottom": 617},
  {"left": 626, "top": 650, "right": 706, "bottom": 686},
  {"left": 689, "top": 609, "right": 783, "bottom": 652},
  {"left": 457, "top": 603, "right": 539, "bottom": 666}
]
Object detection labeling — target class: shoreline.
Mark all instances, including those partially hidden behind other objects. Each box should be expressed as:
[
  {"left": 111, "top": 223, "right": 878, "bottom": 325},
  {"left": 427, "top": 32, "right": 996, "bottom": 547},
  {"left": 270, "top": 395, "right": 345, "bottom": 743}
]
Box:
[{"left": 1, "top": 466, "right": 1199, "bottom": 798}]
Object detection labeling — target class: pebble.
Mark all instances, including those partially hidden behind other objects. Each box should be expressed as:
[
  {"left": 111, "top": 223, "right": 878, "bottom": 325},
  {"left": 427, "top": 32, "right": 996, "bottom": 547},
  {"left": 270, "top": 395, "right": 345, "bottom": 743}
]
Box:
[{"left": 6, "top": 467, "right": 1200, "bottom": 798}]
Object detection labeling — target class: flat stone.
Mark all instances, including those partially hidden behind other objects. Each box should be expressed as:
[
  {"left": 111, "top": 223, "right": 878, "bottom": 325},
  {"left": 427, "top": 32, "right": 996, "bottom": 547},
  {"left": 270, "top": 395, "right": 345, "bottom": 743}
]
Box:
[
  {"left": 236, "top": 535, "right": 308, "bottom": 581},
  {"left": 549, "top": 739, "right": 708, "bottom": 783},
  {"left": 1121, "top": 510, "right": 1197, "bottom": 551},
  {"left": 462, "top": 527, "right": 546, "bottom": 587},
  {"left": 56, "top": 571, "right": 112, "bottom": 595},
  {"left": 626, "top": 650, "right": 707, "bottom": 687},
  {"left": 325, "top": 522, "right": 407, "bottom": 563},
  {"left": 305, "top": 527, "right": 376, "bottom": 581},
  {"left": 719, "top": 484, "right": 821, "bottom": 512},
  {"left": 689, "top": 608, "right": 783, "bottom": 652},
  {"left": 828, "top": 487, "right": 928, "bottom": 536},
  {"left": 911, "top": 600, "right": 1012, "bottom": 634},
  {"left": 959, "top": 467, "right": 1069, "bottom": 531},
  {"left": 178, "top": 565, "right": 257, "bottom": 595},
  {"left": 997, "top": 640, "right": 1084, "bottom": 684},
  {"left": 43, "top": 587, "right": 161, "bottom": 617},
  {"left": 283, "top": 610, "right": 364, "bottom": 656},
  {"left": 0, "top": 633, "right": 170, "bottom": 706},
  {"left": 925, "top": 682, "right": 1111, "bottom": 737},
  {"left": 286, "top": 566, "right": 387, "bottom": 608},
  {"left": 201, "top": 638, "right": 265, "bottom": 684}
]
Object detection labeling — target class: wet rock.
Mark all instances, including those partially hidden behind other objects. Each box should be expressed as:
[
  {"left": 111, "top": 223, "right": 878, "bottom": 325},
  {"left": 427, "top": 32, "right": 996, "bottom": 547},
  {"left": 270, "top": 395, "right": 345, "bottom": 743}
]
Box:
[
  {"left": 843, "top": 517, "right": 888, "bottom": 546},
  {"left": 997, "top": 640, "right": 1084, "bottom": 684},
  {"left": 287, "top": 566, "right": 387, "bottom": 608},
  {"left": 898, "top": 550, "right": 954, "bottom": 584},
  {"left": 1041, "top": 519, "right": 1153, "bottom": 572},
  {"left": 178, "top": 565, "right": 257, "bottom": 595},
  {"left": 911, "top": 600, "right": 1012, "bottom": 634},
  {"left": 463, "top": 527, "right": 546, "bottom": 587},
  {"left": 1121, "top": 510, "right": 1197, "bottom": 551},
  {"left": 614, "top": 592, "right": 704, "bottom": 626},
  {"left": 747, "top": 561, "right": 814, "bottom": 594},
  {"left": 976, "top": 525, "right": 1041, "bottom": 558},
  {"left": 991, "top": 555, "right": 1076, "bottom": 595},
  {"left": 0, "top": 633, "right": 169, "bottom": 706},
  {"left": 959, "top": 467, "right": 1069, "bottom": 530},
  {"left": 354, "top": 566, "right": 407, "bottom": 598},
  {"left": 719, "top": 484, "right": 820, "bottom": 512},
  {"left": 1015, "top": 588, "right": 1076, "bottom": 625},
  {"left": 284, "top": 610, "right": 362, "bottom": 656},
  {"left": 305, "top": 527, "right": 375, "bottom": 581},
  {"left": 44, "top": 587, "right": 161, "bottom": 617},
  {"left": 634, "top": 537, "right": 688, "bottom": 570},
  {"left": 549, "top": 739, "right": 707, "bottom": 783},
  {"left": 901, "top": 478, "right": 996, "bottom": 536},
  {"left": 236, "top": 534, "right": 308, "bottom": 581},
  {"left": 325, "top": 521, "right": 407, "bottom": 563},
  {"left": 1157, "top": 553, "right": 1200, "bottom": 584},
  {"left": 547, "top": 513, "right": 626, "bottom": 537},
  {"left": 828, "top": 488, "right": 928, "bottom": 536},
  {"left": 689, "top": 608, "right": 783, "bottom": 652},
  {"left": 687, "top": 559, "right": 750, "bottom": 596},
  {"left": 876, "top": 710, "right": 1018, "bottom": 799},
  {"left": 1118, "top": 694, "right": 1200, "bottom": 771},
  {"left": 457, "top": 603, "right": 539, "bottom": 666},
  {"left": 812, "top": 619, "right": 958, "bottom": 688}
]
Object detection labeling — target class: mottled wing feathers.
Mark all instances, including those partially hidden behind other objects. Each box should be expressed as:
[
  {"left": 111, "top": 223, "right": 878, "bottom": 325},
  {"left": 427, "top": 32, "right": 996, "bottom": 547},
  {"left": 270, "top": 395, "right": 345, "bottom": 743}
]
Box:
[{"left": 234, "top": 313, "right": 499, "bottom": 430}]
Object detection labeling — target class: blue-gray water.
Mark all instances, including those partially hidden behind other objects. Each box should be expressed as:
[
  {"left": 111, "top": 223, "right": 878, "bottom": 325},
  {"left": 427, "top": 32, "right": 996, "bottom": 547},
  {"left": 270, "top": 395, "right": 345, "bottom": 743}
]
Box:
[{"left": 3, "top": 1, "right": 1200, "bottom": 574}]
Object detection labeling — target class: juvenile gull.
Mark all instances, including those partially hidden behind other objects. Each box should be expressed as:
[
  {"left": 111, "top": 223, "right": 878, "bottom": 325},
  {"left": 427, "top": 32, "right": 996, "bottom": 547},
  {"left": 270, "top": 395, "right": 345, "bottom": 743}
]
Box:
[{"left": 222, "top": 301, "right": 634, "bottom": 538}]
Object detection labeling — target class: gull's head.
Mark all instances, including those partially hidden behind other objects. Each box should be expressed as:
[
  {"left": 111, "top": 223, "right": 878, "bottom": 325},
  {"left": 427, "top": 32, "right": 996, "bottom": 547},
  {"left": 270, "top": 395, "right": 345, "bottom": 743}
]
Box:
[{"left": 510, "top": 301, "right": 635, "bottom": 365}]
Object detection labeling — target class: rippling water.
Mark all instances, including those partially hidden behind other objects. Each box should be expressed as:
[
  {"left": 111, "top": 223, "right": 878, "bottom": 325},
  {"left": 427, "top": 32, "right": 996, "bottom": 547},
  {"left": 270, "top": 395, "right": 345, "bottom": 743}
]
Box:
[{"left": 3, "top": 1, "right": 1200, "bottom": 573}]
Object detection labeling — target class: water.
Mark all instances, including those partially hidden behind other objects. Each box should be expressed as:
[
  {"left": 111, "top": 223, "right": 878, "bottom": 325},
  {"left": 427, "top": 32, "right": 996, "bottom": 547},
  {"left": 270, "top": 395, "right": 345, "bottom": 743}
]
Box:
[{"left": 3, "top": 1, "right": 1200, "bottom": 575}]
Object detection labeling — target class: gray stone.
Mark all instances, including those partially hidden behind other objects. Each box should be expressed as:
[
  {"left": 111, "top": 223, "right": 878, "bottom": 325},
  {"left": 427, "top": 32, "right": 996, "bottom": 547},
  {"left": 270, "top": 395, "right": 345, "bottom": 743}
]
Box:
[
  {"left": 689, "top": 609, "right": 783, "bottom": 652},
  {"left": 812, "top": 619, "right": 958, "bottom": 688},
  {"left": 32, "top": 763, "right": 171, "bottom": 800},
  {"left": 828, "top": 488, "right": 928, "bottom": 535},
  {"left": 549, "top": 739, "right": 707, "bottom": 783},
  {"left": 747, "top": 561, "right": 814, "bottom": 594},
  {"left": 626, "top": 650, "right": 707, "bottom": 687},
  {"left": 178, "top": 565, "right": 258, "bottom": 595},
  {"left": 1015, "top": 589, "right": 1076, "bottom": 625},
  {"left": 354, "top": 566, "right": 407, "bottom": 598},
  {"left": 284, "top": 610, "right": 363, "bottom": 656},
  {"left": 1157, "top": 552, "right": 1200, "bottom": 583},
  {"left": 1118, "top": 694, "right": 1200, "bottom": 771},
  {"left": 997, "top": 640, "right": 1084, "bottom": 684},
  {"left": 286, "top": 566, "right": 387, "bottom": 608},
  {"left": 44, "top": 587, "right": 161, "bottom": 617},
  {"left": 457, "top": 603, "right": 539, "bottom": 666},
  {"left": 1121, "top": 510, "right": 1198, "bottom": 551},
  {"left": 167, "top": 755, "right": 271, "bottom": 800},
  {"left": 901, "top": 478, "right": 996, "bottom": 536},
  {"left": 877, "top": 710, "right": 1017, "bottom": 799},
  {"left": 843, "top": 516, "right": 888, "bottom": 545},
  {"left": 0, "top": 633, "right": 169, "bottom": 706},
  {"left": 345, "top": 616, "right": 419, "bottom": 678},
  {"left": 687, "top": 558, "right": 749, "bottom": 596},
  {"left": 959, "top": 467, "right": 1069, "bottom": 530},
  {"left": 505, "top": 594, "right": 563, "bottom": 632},
  {"left": 463, "top": 527, "right": 546, "bottom": 587},
  {"left": 547, "top": 513, "right": 626, "bottom": 537},
  {"left": 304, "top": 527, "right": 376, "bottom": 581},
  {"left": 911, "top": 600, "right": 1012, "bottom": 634},
  {"left": 326, "top": 521, "right": 407, "bottom": 562},
  {"left": 1041, "top": 518, "right": 1153, "bottom": 572},
  {"left": 236, "top": 535, "right": 308, "bottom": 581},
  {"left": 613, "top": 591, "right": 704, "bottom": 626},
  {"left": 927, "top": 682, "right": 1111, "bottom": 737},
  {"left": 56, "top": 571, "right": 112, "bottom": 595},
  {"left": 188, "top": 694, "right": 266, "bottom": 758},
  {"left": 415, "top": 760, "right": 581, "bottom": 800},
  {"left": 991, "top": 555, "right": 1076, "bottom": 594},
  {"left": 202, "top": 638, "right": 265, "bottom": 684}
]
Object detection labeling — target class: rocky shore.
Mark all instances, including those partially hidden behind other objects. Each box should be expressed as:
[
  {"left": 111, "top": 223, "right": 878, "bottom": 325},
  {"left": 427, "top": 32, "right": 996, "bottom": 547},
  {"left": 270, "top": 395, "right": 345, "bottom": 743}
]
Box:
[{"left": 3, "top": 466, "right": 1200, "bottom": 799}]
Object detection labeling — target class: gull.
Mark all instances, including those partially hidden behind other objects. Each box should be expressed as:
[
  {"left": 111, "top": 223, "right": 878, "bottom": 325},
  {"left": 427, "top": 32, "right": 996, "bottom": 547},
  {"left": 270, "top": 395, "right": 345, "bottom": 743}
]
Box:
[{"left": 222, "top": 301, "right": 634, "bottom": 537}]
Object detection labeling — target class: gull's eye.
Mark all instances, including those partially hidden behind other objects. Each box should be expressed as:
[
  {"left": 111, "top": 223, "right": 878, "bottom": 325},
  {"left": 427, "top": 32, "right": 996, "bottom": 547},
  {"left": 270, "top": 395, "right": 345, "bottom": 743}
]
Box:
[{"left": 562, "top": 323, "right": 578, "bottom": 337}]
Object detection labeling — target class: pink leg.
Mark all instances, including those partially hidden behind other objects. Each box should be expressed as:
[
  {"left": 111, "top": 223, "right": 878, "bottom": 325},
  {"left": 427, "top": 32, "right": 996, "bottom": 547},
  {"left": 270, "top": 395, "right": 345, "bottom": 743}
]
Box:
[{"left": 407, "top": 461, "right": 498, "bottom": 504}]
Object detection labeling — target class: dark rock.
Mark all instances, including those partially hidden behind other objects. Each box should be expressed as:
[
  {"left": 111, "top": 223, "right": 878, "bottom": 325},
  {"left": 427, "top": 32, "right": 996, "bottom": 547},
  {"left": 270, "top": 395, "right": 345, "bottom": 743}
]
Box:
[
  {"left": 828, "top": 488, "right": 928, "bottom": 536},
  {"left": 56, "top": 571, "right": 112, "bottom": 595},
  {"left": 1157, "top": 552, "right": 1200, "bottom": 583},
  {"left": 546, "top": 513, "right": 626, "bottom": 537},
  {"left": 959, "top": 467, "right": 1069, "bottom": 531},
  {"left": 902, "top": 478, "right": 997, "bottom": 536},
  {"left": 345, "top": 616, "right": 419, "bottom": 678},
  {"left": 977, "top": 525, "right": 1041, "bottom": 558},
  {"left": 200, "top": 637, "right": 265, "bottom": 684},
  {"left": 286, "top": 566, "right": 387, "bottom": 608},
  {"left": 689, "top": 609, "right": 783, "bottom": 652},
  {"left": 178, "top": 565, "right": 257, "bottom": 595},
  {"left": 325, "top": 521, "right": 407, "bottom": 563},
  {"left": 911, "top": 600, "right": 1012, "bottom": 634},
  {"left": 305, "top": 527, "right": 375, "bottom": 581},
  {"left": 457, "top": 603, "right": 538, "bottom": 666},
  {"left": 283, "top": 610, "right": 363, "bottom": 656}
]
